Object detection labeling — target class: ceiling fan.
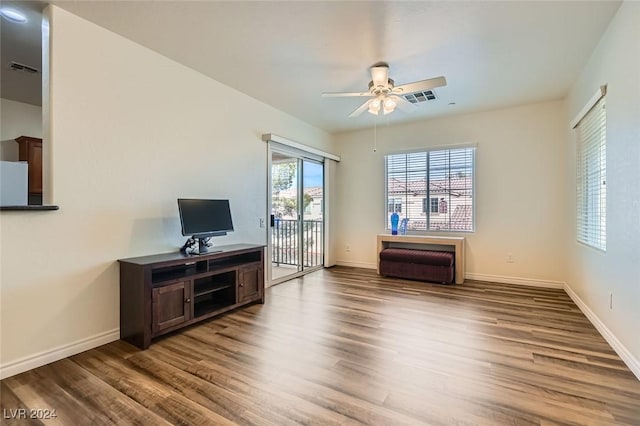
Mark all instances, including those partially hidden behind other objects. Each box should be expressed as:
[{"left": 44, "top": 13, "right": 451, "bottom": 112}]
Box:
[{"left": 322, "top": 62, "right": 447, "bottom": 117}]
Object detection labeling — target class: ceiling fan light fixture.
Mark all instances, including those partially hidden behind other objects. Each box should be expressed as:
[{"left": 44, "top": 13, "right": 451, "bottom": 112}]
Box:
[
  {"left": 368, "top": 98, "right": 381, "bottom": 115},
  {"left": 383, "top": 97, "right": 397, "bottom": 115}
]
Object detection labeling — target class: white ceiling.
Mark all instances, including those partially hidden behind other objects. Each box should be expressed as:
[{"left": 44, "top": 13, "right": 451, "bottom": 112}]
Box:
[{"left": 3, "top": 1, "right": 621, "bottom": 133}]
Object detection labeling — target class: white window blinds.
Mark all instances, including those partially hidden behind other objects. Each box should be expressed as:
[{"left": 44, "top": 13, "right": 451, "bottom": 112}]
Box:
[
  {"left": 576, "top": 97, "right": 606, "bottom": 251},
  {"left": 385, "top": 147, "right": 475, "bottom": 232}
]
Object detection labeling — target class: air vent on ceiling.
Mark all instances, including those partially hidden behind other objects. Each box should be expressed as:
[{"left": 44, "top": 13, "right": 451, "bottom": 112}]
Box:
[
  {"left": 403, "top": 90, "right": 437, "bottom": 104},
  {"left": 9, "top": 61, "right": 40, "bottom": 74}
]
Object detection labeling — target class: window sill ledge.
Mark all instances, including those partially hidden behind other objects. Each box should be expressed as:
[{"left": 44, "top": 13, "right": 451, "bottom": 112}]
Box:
[{"left": 0, "top": 205, "right": 60, "bottom": 211}]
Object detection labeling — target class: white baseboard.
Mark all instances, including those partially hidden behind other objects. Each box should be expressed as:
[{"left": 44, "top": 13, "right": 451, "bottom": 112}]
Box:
[
  {"left": 465, "top": 273, "right": 565, "bottom": 289},
  {"left": 563, "top": 283, "right": 640, "bottom": 381},
  {"left": 0, "top": 328, "right": 120, "bottom": 380},
  {"left": 335, "top": 260, "right": 377, "bottom": 270}
]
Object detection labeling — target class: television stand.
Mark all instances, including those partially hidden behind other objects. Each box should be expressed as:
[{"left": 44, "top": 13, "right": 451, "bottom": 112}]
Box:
[{"left": 119, "top": 243, "right": 265, "bottom": 349}]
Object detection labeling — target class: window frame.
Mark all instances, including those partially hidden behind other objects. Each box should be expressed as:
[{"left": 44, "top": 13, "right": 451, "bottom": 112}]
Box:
[
  {"left": 430, "top": 197, "right": 439, "bottom": 214},
  {"left": 384, "top": 145, "right": 476, "bottom": 233},
  {"left": 387, "top": 199, "right": 402, "bottom": 214}
]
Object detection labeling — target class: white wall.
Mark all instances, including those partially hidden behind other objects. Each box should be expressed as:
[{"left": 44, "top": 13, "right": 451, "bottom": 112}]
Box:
[
  {"left": 565, "top": 2, "right": 640, "bottom": 367},
  {"left": 0, "top": 98, "right": 42, "bottom": 161},
  {"left": 334, "top": 100, "right": 568, "bottom": 286},
  {"left": 0, "top": 6, "right": 333, "bottom": 377}
]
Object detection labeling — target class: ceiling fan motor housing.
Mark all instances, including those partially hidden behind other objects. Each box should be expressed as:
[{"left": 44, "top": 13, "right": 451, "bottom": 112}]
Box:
[{"left": 368, "top": 78, "right": 394, "bottom": 95}]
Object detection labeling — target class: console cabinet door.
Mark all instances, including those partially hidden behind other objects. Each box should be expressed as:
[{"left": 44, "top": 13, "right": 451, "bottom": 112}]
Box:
[
  {"left": 238, "top": 264, "right": 262, "bottom": 302},
  {"left": 152, "top": 281, "right": 192, "bottom": 333}
]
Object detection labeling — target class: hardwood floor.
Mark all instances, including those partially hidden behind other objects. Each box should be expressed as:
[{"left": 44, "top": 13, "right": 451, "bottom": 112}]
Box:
[{"left": 2, "top": 266, "right": 639, "bottom": 425}]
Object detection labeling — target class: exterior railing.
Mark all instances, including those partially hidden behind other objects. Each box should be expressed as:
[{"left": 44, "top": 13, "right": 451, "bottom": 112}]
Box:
[{"left": 272, "top": 219, "right": 323, "bottom": 268}]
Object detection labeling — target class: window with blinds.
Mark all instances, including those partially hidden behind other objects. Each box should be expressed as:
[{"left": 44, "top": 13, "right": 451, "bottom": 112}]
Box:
[
  {"left": 576, "top": 97, "right": 606, "bottom": 251},
  {"left": 385, "top": 147, "right": 475, "bottom": 232}
]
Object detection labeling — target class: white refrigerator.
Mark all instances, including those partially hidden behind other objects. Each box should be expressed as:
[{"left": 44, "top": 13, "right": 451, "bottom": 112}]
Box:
[{"left": 0, "top": 161, "right": 28, "bottom": 206}]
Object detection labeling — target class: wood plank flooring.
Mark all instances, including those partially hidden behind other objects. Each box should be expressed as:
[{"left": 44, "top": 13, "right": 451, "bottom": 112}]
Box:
[{"left": 2, "top": 266, "right": 639, "bottom": 425}]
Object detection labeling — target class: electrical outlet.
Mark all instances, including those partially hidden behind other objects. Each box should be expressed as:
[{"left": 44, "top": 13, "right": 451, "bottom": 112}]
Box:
[
  {"left": 259, "top": 218, "right": 265, "bottom": 228},
  {"left": 345, "top": 245, "right": 351, "bottom": 252},
  {"left": 609, "top": 291, "right": 613, "bottom": 310},
  {"left": 506, "top": 253, "right": 514, "bottom": 263}
]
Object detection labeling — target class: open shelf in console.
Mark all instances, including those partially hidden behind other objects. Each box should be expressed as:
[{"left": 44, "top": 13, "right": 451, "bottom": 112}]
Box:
[
  {"left": 208, "top": 250, "right": 262, "bottom": 270},
  {"left": 151, "top": 260, "right": 207, "bottom": 284},
  {"left": 194, "top": 272, "right": 235, "bottom": 296},
  {"left": 193, "top": 271, "right": 236, "bottom": 318},
  {"left": 194, "top": 299, "right": 234, "bottom": 318}
]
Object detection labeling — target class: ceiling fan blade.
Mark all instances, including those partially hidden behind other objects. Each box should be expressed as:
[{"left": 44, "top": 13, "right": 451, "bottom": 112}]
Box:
[
  {"left": 349, "top": 100, "right": 371, "bottom": 117},
  {"left": 322, "top": 92, "right": 371, "bottom": 97},
  {"left": 393, "top": 76, "right": 447, "bottom": 95},
  {"left": 371, "top": 65, "right": 389, "bottom": 87}
]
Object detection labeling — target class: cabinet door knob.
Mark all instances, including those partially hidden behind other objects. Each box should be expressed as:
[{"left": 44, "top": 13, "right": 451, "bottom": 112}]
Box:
[
  {"left": 240, "top": 283, "right": 244, "bottom": 287},
  {"left": 185, "top": 298, "right": 191, "bottom": 303}
]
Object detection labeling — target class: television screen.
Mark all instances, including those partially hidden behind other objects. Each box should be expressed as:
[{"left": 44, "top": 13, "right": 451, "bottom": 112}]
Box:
[{"left": 178, "top": 199, "right": 234, "bottom": 238}]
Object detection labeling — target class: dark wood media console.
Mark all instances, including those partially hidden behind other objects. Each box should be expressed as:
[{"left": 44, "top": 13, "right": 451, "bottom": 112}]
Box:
[{"left": 119, "top": 243, "right": 265, "bottom": 349}]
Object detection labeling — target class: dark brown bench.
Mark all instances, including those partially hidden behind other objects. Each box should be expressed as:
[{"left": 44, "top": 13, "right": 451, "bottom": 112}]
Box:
[{"left": 379, "top": 248, "right": 454, "bottom": 284}]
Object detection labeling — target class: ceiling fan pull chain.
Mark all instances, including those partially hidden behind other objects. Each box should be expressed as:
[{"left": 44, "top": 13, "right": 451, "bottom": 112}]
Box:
[{"left": 373, "top": 120, "right": 377, "bottom": 152}]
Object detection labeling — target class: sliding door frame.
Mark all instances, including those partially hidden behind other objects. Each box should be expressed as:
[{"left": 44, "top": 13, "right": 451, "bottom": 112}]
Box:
[{"left": 267, "top": 143, "right": 325, "bottom": 286}]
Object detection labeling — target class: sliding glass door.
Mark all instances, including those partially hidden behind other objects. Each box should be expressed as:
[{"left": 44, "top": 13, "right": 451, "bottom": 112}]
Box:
[
  {"left": 271, "top": 151, "right": 301, "bottom": 281},
  {"left": 301, "top": 160, "right": 324, "bottom": 270},
  {"left": 269, "top": 148, "right": 324, "bottom": 284}
]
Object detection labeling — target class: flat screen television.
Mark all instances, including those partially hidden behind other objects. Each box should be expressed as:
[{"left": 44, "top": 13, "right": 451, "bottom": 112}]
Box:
[{"left": 178, "top": 199, "right": 234, "bottom": 253}]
